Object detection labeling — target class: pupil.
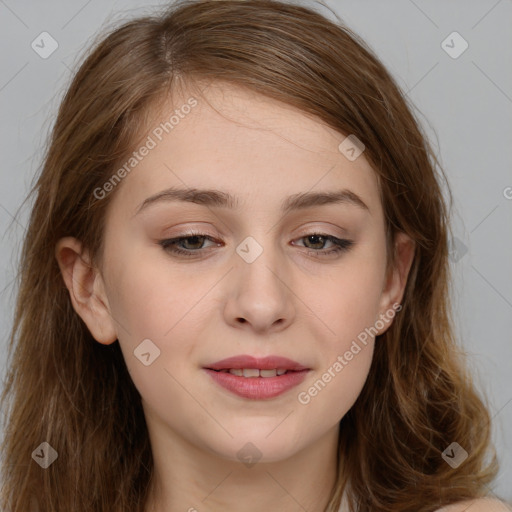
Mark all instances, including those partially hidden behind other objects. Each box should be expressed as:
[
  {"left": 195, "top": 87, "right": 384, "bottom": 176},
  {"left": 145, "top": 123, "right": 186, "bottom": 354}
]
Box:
[
  {"left": 306, "top": 235, "right": 324, "bottom": 249},
  {"left": 184, "top": 236, "right": 203, "bottom": 249}
]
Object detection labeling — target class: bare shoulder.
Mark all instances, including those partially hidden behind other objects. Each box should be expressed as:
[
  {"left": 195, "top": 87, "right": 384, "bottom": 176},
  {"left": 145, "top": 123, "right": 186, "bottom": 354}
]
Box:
[{"left": 435, "top": 498, "right": 512, "bottom": 512}]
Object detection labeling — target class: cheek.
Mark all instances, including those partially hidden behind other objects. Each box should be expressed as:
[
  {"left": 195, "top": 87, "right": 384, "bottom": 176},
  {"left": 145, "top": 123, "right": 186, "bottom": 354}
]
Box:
[
  {"left": 105, "top": 244, "right": 208, "bottom": 336},
  {"left": 318, "top": 254, "right": 386, "bottom": 342},
  {"left": 302, "top": 245, "right": 385, "bottom": 411},
  {"left": 103, "top": 249, "right": 223, "bottom": 387},
  {"left": 296, "top": 335, "right": 375, "bottom": 427}
]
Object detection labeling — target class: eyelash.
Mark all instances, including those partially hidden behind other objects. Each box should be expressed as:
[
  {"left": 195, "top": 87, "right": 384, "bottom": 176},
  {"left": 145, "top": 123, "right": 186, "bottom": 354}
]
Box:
[{"left": 158, "top": 231, "right": 354, "bottom": 258}]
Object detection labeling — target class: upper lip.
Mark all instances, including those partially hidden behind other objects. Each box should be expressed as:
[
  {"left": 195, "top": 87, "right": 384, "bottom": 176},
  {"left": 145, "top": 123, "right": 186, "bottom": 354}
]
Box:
[{"left": 205, "top": 355, "right": 309, "bottom": 371}]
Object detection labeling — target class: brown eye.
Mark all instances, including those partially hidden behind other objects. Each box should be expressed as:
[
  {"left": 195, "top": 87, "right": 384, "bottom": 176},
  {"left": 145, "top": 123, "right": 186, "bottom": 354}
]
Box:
[
  {"left": 159, "top": 233, "right": 220, "bottom": 257},
  {"left": 303, "top": 234, "right": 329, "bottom": 250},
  {"left": 293, "top": 233, "right": 354, "bottom": 257}
]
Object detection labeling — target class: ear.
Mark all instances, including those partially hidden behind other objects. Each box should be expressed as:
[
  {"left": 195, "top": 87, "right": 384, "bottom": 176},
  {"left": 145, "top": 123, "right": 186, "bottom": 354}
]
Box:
[
  {"left": 376, "top": 231, "right": 415, "bottom": 335},
  {"left": 55, "top": 237, "right": 117, "bottom": 345}
]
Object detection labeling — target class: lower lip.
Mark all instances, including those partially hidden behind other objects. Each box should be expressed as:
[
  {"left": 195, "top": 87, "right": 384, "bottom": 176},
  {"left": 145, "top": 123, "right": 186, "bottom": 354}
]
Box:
[{"left": 204, "top": 369, "right": 310, "bottom": 400}]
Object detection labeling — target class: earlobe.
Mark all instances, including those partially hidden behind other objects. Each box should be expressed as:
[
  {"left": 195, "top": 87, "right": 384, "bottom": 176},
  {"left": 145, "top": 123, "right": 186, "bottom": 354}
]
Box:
[
  {"left": 377, "top": 231, "right": 415, "bottom": 334},
  {"left": 55, "top": 237, "right": 117, "bottom": 345}
]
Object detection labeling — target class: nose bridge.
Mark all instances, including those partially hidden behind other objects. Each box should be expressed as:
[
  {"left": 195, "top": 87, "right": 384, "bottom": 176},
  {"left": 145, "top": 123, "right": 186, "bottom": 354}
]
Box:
[
  {"left": 236, "top": 233, "right": 286, "bottom": 297},
  {"left": 225, "top": 233, "right": 295, "bottom": 332}
]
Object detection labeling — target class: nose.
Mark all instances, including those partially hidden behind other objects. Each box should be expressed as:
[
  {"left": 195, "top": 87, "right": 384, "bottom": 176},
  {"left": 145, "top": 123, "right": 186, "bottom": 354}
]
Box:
[{"left": 223, "top": 241, "right": 296, "bottom": 334}]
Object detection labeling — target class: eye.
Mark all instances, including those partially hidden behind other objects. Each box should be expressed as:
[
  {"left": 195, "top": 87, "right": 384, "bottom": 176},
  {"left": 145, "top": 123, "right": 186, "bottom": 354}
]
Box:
[
  {"left": 292, "top": 233, "right": 354, "bottom": 257},
  {"left": 159, "top": 233, "right": 220, "bottom": 257},
  {"left": 158, "top": 232, "right": 354, "bottom": 258}
]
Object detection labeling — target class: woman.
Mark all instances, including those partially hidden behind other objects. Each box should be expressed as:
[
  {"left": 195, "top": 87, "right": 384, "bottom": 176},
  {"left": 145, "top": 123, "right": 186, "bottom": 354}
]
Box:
[{"left": 1, "top": 0, "right": 509, "bottom": 511}]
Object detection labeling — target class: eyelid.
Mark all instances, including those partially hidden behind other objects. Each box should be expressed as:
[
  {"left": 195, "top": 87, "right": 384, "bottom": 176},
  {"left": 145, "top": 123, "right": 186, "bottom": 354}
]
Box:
[
  {"left": 293, "top": 222, "right": 350, "bottom": 238},
  {"left": 159, "top": 230, "right": 354, "bottom": 259},
  {"left": 164, "top": 228, "right": 347, "bottom": 244}
]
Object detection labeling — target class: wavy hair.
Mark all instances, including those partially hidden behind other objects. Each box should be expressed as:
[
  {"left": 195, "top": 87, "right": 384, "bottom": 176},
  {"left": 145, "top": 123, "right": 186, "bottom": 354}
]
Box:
[{"left": 0, "top": 0, "right": 502, "bottom": 511}]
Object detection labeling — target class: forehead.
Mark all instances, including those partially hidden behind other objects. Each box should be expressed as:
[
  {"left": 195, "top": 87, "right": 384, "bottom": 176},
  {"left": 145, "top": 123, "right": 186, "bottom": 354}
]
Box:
[{"left": 108, "top": 82, "right": 383, "bottom": 219}]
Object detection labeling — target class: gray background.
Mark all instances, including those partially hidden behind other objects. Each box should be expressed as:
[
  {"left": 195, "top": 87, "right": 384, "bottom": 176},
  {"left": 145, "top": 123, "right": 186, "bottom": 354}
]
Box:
[{"left": 1, "top": 0, "right": 511, "bottom": 503}]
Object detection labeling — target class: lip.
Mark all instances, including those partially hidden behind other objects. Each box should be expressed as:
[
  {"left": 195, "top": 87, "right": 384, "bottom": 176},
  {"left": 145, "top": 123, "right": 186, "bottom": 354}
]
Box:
[
  {"left": 205, "top": 355, "right": 309, "bottom": 371},
  {"left": 204, "top": 368, "right": 310, "bottom": 400},
  {"left": 203, "top": 354, "right": 310, "bottom": 400}
]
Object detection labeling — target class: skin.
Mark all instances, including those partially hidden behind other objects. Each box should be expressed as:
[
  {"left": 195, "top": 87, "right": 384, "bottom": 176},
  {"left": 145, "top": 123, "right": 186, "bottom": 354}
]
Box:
[
  {"left": 439, "top": 500, "right": 512, "bottom": 512},
  {"left": 56, "top": 82, "right": 419, "bottom": 512}
]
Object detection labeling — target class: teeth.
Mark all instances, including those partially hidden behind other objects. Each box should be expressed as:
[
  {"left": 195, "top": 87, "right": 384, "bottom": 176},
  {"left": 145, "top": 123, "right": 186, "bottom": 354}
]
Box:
[
  {"left": 242, "top": 368, "right": 260, "bottom": 378},
  {"left": 221, "top": 368, "right": 290, "bottom": 377}
]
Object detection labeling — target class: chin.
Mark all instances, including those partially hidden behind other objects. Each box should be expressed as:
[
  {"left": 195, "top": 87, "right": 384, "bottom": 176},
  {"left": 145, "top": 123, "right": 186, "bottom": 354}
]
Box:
[{"left": 202, "top": 428, "right": 306, "bottom": 465}]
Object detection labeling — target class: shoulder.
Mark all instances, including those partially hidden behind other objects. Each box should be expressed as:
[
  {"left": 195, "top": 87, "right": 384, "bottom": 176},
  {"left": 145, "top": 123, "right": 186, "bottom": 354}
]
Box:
[{"left": 435, "top": 498, "right": 512, "bottom": 512}]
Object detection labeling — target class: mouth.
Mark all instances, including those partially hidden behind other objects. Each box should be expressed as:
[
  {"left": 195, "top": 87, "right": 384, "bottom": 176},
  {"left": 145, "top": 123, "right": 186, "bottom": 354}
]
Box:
[
  {"left": 203, "top": 355, "right": 310, "bottom": 400},
  {"left": 205, "top": 354, "right": 309, "bottom": 372},
  {"left": 208, "top": 368, "right": 300, "bottom": 377}
]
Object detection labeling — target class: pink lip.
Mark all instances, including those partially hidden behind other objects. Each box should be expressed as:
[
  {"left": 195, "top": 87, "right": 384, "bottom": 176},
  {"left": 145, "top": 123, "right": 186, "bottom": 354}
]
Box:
[
  {"left": 203, "top": 355, "right": 310, "bottom": 400},
  {"left": 205, "top": 355, "right": 309, "bottom": 371},
  {"left": 204, "top": 369, "right": 309, "bottom": 400}
]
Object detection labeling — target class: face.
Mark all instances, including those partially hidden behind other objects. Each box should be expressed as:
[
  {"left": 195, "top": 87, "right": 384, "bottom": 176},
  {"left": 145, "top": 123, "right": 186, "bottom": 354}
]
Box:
[{"left": 59, "top": 82, "right": 413, "bottom": 465}]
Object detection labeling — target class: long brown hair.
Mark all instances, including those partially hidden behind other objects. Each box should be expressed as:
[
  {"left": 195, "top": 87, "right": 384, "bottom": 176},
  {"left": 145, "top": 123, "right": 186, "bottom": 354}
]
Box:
[{"left": 0, "top": 1, "right": 502, "bottom": 510}]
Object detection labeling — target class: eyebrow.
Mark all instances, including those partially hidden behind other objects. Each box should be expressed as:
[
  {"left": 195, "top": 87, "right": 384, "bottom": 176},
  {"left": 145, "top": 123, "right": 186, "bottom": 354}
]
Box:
[{"left": 135, "top": 187, "right": 370, "bottom": 215}]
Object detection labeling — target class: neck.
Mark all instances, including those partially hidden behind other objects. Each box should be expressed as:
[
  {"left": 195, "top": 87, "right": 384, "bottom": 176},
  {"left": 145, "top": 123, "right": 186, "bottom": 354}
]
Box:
[{"left": 145, "top": 421, "right": 341, "bottom": 512}]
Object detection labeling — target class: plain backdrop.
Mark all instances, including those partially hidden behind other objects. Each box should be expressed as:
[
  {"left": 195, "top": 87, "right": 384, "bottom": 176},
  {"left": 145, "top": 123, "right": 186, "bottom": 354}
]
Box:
[{"left": 0, "top": 0, "right": 511, "bottom": 503}]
